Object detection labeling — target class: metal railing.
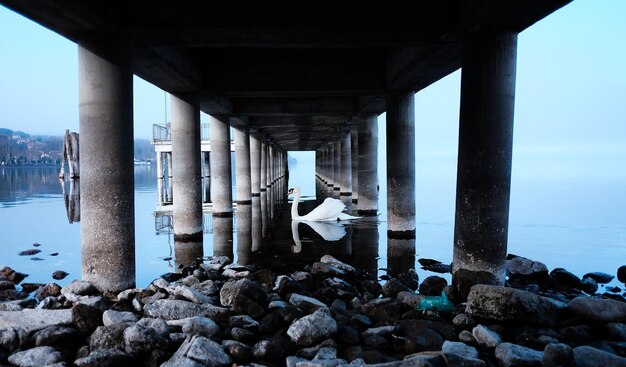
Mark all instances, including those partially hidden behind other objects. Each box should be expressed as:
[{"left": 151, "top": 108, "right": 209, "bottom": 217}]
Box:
[{"left": 152, "top": 123, "right": 212, "bottom": 142}]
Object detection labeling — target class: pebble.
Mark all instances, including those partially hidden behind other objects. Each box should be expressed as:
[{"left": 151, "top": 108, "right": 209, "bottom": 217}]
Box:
[{"left": 51, "top": 271, "right": 69, "bottom": 280}]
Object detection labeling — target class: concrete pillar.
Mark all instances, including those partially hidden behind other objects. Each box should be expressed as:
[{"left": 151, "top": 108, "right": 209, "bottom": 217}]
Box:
[
  {"left": 172, "top": 95, "right": 202, "bottom": 242},
  {"left": 340, "top": 131, "right": 352, "bottom": 209},
  {"left": 250, "top": 133, "right": 261, "bottom": 197},
  {"left": 452, "top": 29, "right": 518, "bottom": 299},
  {"left": 78, "top": 39, "right": 134, "bottom": 292},
  {"left": 234, "top": 127, "right": 252, "bottom": 205},
  {"left": 209, "top": 116, "right": 233, "bottom": 216},
  {"left": 386, "top": 92, "right": 415, "bottom": 237},
  {"left": 333, "top": 139, "right": 341, "bottom": 198},
  {"left": 213, "top": 217, "right": 234, "bottom": 259},
  {"left": 351, "top": 127, "right": 359, "bottom": 205},
  {"left": 203, "top": 152, "right": 211, "bottom": 203},
  {"left": 237, "top": 201, "right": 253, "bottom": 265},
  {"left": 358, "top": 116, "right": 379, "bottom": 216},
  {"left": 252, "top": 196, "right": 262, "bottom": 251}
]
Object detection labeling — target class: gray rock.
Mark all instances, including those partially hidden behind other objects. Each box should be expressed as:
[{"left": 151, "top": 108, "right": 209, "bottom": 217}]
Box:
[
  {"left": 0, "top": 309, "right": 72, "bottom": 333},
  {"left": 315, "top": 347, "right": 338, "bottom": 359},
  {"left": 0, "top": 281, "right": 15, "bottom": 290},
  {"left": 116, "top": 288, "right": 142, "bottom": 302},
  {"left": 31, "top": 326, "right": 81, "bottom": 347},
  {"left": 287, "top": 355, "right": 308, "bottom": 367},
  {"left": 506, "top": 255, "right": 548, "bottom": 279},
  {"left": 229, "top": 315, "right": 260, "bottom": 330},
  {"left": 0, "top": 267, "right": 27, "bottom": 284},
  {"left": 251, "top": 338, "right": 286, "bottom": 363},
  {"left": 605, "top": 322, "right": 626, "bottom": 340},
  {"left": 61, "top": 280, "right": 98, "bottom": 297},
  {"left": 220, "top": 278, "right": 267, "bottom": 307},
  {"left": 76, "top": 296, "right": 108, "bottom": 312},
  {"left": 459, "top": 330, "right": 477, "bottom": 345},
  {"left": 442, "top": 341, "right": 478, "bottom": 359},
  {"left": 320, "top": 255, "right": 356, "bottom": 273},
  {"left": 287, "top": 308, "right": 338, "bottom": 346},
  {"left": 397, "top": 291, "right": 426, "bottom": 308},
  {"left": 36, "top": 283, "right": 62, "bottom": 301},
  {"left": 618, "top": 265, "right": 626, "bottom": 283},
  {"left": 405, "top": 327, "right": 444, "bottom": 353},
  {"left": 573, "top": 345, "right": 626, "bottom": 367},
  {"left": 292, "top": 271, "right": 313, "bottom": 282},
  {"left": 542, "top": 343, "right": 574, "bottom": 367},
  {"left": 418, "top": 276, "right": 448, "bottom": 296},
  {"left": 8, "top": 346, "right": 64, "bottom": 367},
  {"left": 361, "top": 326, "right": 396, "bottom": 339},
  {"left": 172, "top": 284, "right": 213, "bottom": 304},
  {"left": 0, "top": 302, "right": 23, "bottom": 311},
  {"left": 583, "top": 272, "right": 615, "bottom": 284},
  {"left": 567, "top": 296, "right": 626, "bottom": 323},
  {"left": 0, "top": 327, "right": 27, "bottom": 352},
  {"left": 166, "top": 335, "right": 232, "bottom": 367},
  {"left": 72, "top": 303, "right": 103, "bottom": 335},
  {"left": 222, "top": 339, "right": 252, "bottom": 364},
  {"left": 74, "top": 348, "right": 135, "bottom": 367},
  {"left": 494, "top": 342, "right": 542, "bottom": 367},
  {"left": 274, "top": 275, "right": 300, "bottom": 296},
  {"left": 311, "top": 262, "right": 348, "bottom": 278},
  {"left": 452, "top": 313, "right": 477, "bottom": 330},
  {"left": 137, "top": 317, "right": 173, "bottom": 337},
  {"left": 472, "top": 324, "right": 502, "bottom": 349},
  {"left": 289, "top": 293, "right": 328, "bottom": 313},
  {"left": 582, "top": 277, "right": 599, "bottom": 294},
  {"left": 466, "top": 285, "right": 566, "bottom": 327},
  {"left": 550, "top": 268, "right": 584, "bottom": 290},
  {"left": 123, "top": 323, "right": 168, "bottom": 355},
  {"left": 90, "top": 323, "right": 130, "bottom": 351},
  {"left": 181, "top": 316, "right": 220, "bottom": 338},
  {"left": 191, "top": 280, "right": 219, "bottom": 297},
  {"left": 143, "top": 299, "right": 228, "bottom": 320},
  {"left": 382, "top": 278, "right": 411, "bottom": 299},
  {"left": 102, "top": 310, "right": 138, "bottom": 326}
]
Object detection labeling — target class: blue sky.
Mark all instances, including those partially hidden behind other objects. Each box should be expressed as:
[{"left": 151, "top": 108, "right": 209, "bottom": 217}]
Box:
[{"left": 0, "top": 0, "right": 624, "bottom": 157}]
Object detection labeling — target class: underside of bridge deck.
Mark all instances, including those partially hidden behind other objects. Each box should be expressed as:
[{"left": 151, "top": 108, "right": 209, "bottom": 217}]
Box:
[{"left": 2, "top": 0, "right": 569, "bottom": 151}]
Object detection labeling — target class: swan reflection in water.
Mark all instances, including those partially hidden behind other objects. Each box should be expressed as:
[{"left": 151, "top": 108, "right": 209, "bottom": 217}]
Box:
[
  {"left": 290, "top": 219, "right": 347, "bottom": 253},
  {"left": 288, "top": 186, "right": 360, "bottom": 253}
]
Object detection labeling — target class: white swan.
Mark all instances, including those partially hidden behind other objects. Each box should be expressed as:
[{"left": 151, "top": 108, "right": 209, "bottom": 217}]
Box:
[{"left": 288, "top": 187, "right": 360, "bottom": 221}]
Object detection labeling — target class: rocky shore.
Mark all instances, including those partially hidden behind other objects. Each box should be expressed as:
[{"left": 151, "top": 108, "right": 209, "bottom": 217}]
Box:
[{"left": 1, "top": 254, "right": 626, "bottom": 367}]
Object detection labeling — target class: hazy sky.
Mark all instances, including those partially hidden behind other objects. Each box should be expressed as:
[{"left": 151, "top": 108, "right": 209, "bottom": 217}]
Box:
[{"left": 0, "top": 0, "right": 624, "bottom": 158}]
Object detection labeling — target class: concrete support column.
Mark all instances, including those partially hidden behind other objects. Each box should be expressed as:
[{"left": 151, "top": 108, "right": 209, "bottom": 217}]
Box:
[
  {"left": 78, "top": 39, "right": 135, "bottom": 292},
  {"left": 358, "top": 115, "right": 379, "bottom": 216},
  {"left": 333, "top": 139, "right": 341, "bottom": 198},
  {"left": 386, "top": 91, "right": 415, "bottom": 237},
  {"left": 203, "top": 152, "right": 211, "bottom": 203},
  {"left": 250, "top": 133, "right": 261, "bottom": 197},
  {"left": 172, "top": 95, "right": 202, "bottom": 242},
  {"left": 209, "top": 116, "right": 233, "bottom": 216},
  {"left": 452, "top": 29, "right": 518, "bottom": 299},
  {"left": 351, "top": 127, "right": 359, "bottom": 205},
  {"left": 234, "top": 127, "right": 252, "bottom": 205},
  {"left": 340, "top": 131, "right": 353, "bottom": 209}
]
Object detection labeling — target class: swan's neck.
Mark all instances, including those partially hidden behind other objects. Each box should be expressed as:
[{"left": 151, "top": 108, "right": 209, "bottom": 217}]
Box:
[{"left": 291, "top": 192, "right": 302, "bottom": 220}]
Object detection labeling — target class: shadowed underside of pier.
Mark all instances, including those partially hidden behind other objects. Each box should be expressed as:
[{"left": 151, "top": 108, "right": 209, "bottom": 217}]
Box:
[{"left": 2, "top": 0, "right": 568, "bottom": 150}]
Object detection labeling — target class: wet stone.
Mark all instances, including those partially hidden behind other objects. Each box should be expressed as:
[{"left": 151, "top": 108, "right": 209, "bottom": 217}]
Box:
[
  {"left": 418, "top": 275, "right": 448, "bottom": 296},
  {"left": 582, "top": 277, "right": 599, "bottom": 294},
  {"left": 550, "top": 268, "right": 584, "bottom": 290},
  {"left": 583, "top": 272, "right": 615, "bottom": 284},
  {"left": 495, "top": 342, "right": 543, "bottom": 367},
  {"left": 18, "top": 283, "right": 42, "bottom": 294},
  {"left": 506, "top": 255, "right": 548, "bottom": 280},
  {"left": 18, "top": 249, "right": 41, "bottom": 256},
  {"left": 36, "top": 283, "right": 62, "bottom": 301},
  {"left": 0, "top": 267, "right": 28, "bottom": 284},
  {"left": 567, "top": 296, "right": 626, "bottom": 323},
  {"left": 8, "top": 346, "right": 64, "bottom": 367},
  {"left": 52, "top": 271, "right": 69, "bottom": 280},
  {"left": 618, "top": 265, "right": 626, "bottom": 284},
  {"left": 160, "top": 272, "right": 184, "bottom": 283}
]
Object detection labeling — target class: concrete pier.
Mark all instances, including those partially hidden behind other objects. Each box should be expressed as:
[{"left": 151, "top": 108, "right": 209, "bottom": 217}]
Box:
[
  {"left": 351, "top": 128, "right": 359, "bottom": 205},
  {"left": 203, "top": 152, "right": 211, "bottom": 203},
  {"left": 234, "top": 127, "right": 252, "bottom": 205},
  {"left": 171, "top": 95, "right": 202, "bottom": 242},
  {"left": 386, "top": 92, "right": 415, "bottom": 238},
  {"left": 452, "top": 29, "right": 518, "bottom": 298},
  {"left": 333, "top": 139, "right": 341, "bottom": 198},
  {"left": 340, "top": 131, "right": 352, "bottom": 209},
  {"left": 209, "top": 116, "right": 233, "bottom": 217},
  {"left": 78, "top": 40, "right": 135, "bottom": 292},
  {"left": 357, "top": 115, "right": 379, "bottom": 216}
]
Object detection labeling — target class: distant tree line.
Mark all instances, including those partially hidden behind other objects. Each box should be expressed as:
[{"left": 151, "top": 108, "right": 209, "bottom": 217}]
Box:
[{"left": 0, "top": 128, "right": 154, "bottom": 165}]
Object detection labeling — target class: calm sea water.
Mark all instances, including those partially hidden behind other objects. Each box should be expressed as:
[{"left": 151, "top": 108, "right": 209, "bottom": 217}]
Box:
[{"left": 2, "top": 154, "right": 625, "bottom": 291}]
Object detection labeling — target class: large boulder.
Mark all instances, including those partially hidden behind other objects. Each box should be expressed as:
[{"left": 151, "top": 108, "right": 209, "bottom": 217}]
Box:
[
  {"left": 0, "top": 309, "right": 73, "bottom": 333},
  {"left": 567, "top": 296, "right": 626, "bottom": 323},
  {"left": 7, "top": 346, "right": 64, "bottom": 367},
  {"left": 287, "top": 308, "right": 337, "bottom": 346},
  {"left": 143, "top": 299, "right": 228, "bottom": 320},
  {"left": 506, "top": 255, "right": 548, "bottom": 280},
  {"left": 466, "top": 285, "right": 566, "bottom": 327},
  {"left": 163, "top": 335, "right": 232, "bottom": 367},
  {"left": 573, "top": 346, "right": 626, "bottom": 367}
]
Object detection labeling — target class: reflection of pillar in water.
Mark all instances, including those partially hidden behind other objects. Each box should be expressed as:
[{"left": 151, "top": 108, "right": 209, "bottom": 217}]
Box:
[
  {"left": 69, "top": 179, "right": 81, "bottom": 223},
  {"left": 237, "top": 203, "right": 253, "bottom": 265},
  {"left": 332, "top": 225, "right": 353, "bottom": 258},
  {"left": 174, "top": 241, "right": 203, "bottom": 272},
  {"left": 166, "top": 152, "right": 173, "bottom": 202},
  {"left": 352, "top": 219, "right": 379, "bottom": 280},
  {"left": 252, "top": 196, "right": 262, "bottom": 251},
  {"left": 212, "top": 216, "right": 234, "bottom": 259},
  {"left": 157, "top": 151, "right": 165, "bottom": 205},
  {"left": 387, "top": 238, "right": 416, "bottom": 278}
]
